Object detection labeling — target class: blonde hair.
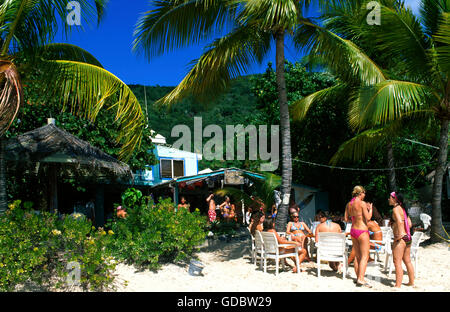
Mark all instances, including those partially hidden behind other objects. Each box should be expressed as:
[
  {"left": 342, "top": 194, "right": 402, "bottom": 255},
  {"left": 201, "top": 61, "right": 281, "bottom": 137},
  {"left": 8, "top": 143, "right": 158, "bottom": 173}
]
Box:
[{"left": 352, "top": 185, "right": 365, "bottom": 197}]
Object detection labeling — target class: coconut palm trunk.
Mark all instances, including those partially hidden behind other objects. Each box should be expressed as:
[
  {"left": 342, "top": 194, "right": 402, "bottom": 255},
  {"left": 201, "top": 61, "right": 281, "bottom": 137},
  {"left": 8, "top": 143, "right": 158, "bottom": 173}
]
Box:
[
  {"left": 274, "top": 30, "right": 292, "bottom": 232},
  {"left": 431, "top": 118, "right": 449, "bottom": 242},
  {"left": 386, "top": 140, "right": 397, "bottom": 192},
  {"left": 0, "top": 138, "right": 6, "bottom": 213}
]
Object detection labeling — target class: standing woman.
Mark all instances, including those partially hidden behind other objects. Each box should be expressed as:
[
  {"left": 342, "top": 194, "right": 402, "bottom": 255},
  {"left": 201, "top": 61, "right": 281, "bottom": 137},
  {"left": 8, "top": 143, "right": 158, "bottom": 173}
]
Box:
[
  {"left": 389, "top": 192, "right": 414, "bottom": 288},
  {"left": 347, "top": 186, "right": 373, "bottom": 287}
]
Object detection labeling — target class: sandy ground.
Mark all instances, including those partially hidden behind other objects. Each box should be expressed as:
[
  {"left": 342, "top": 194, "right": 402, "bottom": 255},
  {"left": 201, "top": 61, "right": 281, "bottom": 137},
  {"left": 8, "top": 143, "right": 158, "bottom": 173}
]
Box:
[{"left": 112, "top": 230, "right": 450, "bottom": 292}]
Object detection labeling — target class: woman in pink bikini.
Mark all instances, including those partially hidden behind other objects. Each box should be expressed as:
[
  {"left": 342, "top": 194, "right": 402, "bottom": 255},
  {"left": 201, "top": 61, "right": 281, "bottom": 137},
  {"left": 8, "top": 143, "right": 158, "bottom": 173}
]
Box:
[
  {"left": 389, "top": 191, "right": 414, "bottom": 288},
  {"left": 346, "top": 185, "right": 373, "bottom": 287}
]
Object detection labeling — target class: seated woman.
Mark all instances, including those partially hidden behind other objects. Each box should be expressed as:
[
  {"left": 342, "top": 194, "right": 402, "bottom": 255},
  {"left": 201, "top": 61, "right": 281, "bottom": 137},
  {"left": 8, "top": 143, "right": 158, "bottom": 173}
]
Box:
[
  {"left": 249, "top": 211, "right": 265, "bottom": 236},
  {"left": 286, "top": 213, "right": 312, "bottom": 261},
  {"left": 263, "top": 218, "right": 307, "bottom": 273}
]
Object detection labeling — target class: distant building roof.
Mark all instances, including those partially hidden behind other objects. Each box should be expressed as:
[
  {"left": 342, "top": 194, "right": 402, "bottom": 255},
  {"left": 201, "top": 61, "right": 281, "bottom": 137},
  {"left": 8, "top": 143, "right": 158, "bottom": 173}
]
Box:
[
  {"left": 150, "top": 130, "right": 166, "bottom": 145},
  {"left": 155, "top": 145, "right": 202, "bottom": 160}
]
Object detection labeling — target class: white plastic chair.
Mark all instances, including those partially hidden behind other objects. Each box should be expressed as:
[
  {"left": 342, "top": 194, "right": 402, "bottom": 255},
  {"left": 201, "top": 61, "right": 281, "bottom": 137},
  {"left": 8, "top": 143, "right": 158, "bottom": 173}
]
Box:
[
  {"left": 385, "top": 231, "right": 423, "bottom": 277},
  {"left": 316, "top": 232, "right": 348, "bottom": 279},
  {"left": 410, "top": 231, "right": 424, "bottom": 277},
  {"left": 344, "top": 223, "right": 352, "bottom": 234},
  {"left": 419, "top": 213, "right": 431, "bottom": 230},
  {"left": 369, "top": 227, "right": 391, "bottom": 263},
  {"left": 250, "top": 230, "right": 256, "bottom": 263},
  {"left": 254, "top": 231, "right": 265, "bottom": 269},
  {"left": 260, "top": 231, "right": 300, "bottom": 275}
]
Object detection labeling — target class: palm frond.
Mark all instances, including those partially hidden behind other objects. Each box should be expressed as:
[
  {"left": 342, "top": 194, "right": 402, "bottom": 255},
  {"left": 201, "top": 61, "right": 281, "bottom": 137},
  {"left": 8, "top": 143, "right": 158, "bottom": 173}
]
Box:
[
  {"left": 37, "top": 60, "right": 145, "bottom": 161},
  {"left": 0, "top": 60, "right": 22, "bottom": 136},
  {"left": 290, "top": 82, "right": 349, "bottom": 120},
  {"left": 363, "top": 4, "right": 432, "bottom": 82},
  {"left": 294, "top": 21, "right": 386, "bottom": 86},
  {"left": 330, "top": 124, "right": 396, "bottom": 165},
  {"left": 155, "top": 22, "right": 271, "bottom": 107},
  {"left": 434, "top": 12, "right": 450, "bottom": 75},
  {"left": 240, "top": 0, "right": 300, "bottom": 31},
  {"left": 24, "top": 43, "right": 104, "bottom": 67},
  {"left": 133, "top": 0, "right": 236, "bottom": 59},
  {"left": 349, "top": 80, "right": 439, "bottom": 131},
  {"left": 0, "top": 0, "right": 107, "bottom": 54},
  {"left": 420, "top": 0, "right": 450, "bottom": 37}
]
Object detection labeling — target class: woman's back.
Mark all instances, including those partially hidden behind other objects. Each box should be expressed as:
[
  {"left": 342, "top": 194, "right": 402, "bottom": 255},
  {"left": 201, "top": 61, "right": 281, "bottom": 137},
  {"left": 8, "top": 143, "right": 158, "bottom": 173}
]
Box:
[{"left": 349, "top": 198, "right": 368, "bottom": 230}]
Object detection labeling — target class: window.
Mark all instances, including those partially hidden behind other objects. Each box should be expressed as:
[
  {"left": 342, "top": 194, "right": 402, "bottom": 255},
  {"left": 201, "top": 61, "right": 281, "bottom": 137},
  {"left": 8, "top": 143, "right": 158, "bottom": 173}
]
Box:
[{"left": 160, "top": 159, "right": 184, "bottom": 178}]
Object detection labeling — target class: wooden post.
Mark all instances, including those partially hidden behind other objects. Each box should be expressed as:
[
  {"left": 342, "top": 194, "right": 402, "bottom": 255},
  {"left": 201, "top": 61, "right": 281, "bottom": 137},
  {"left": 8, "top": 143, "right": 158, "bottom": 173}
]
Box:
[
  {"left": 174, "top": 183, "right": 179, "bottom": 212},
  {"left": 95, "top": 184, "right": 105, "bottom": 228}
]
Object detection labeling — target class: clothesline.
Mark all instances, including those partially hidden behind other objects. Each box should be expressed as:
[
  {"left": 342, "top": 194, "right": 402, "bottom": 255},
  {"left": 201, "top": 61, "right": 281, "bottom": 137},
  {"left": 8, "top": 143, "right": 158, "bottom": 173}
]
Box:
[{"left": 292, "top": 158, "right": 436, "bottom": 171}]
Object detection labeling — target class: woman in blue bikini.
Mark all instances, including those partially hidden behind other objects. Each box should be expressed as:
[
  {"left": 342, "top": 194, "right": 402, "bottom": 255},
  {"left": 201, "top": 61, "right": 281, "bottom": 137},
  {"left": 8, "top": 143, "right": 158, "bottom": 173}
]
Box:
[{"left": 286, "top": 213, "right": 313, "bottom": 260}]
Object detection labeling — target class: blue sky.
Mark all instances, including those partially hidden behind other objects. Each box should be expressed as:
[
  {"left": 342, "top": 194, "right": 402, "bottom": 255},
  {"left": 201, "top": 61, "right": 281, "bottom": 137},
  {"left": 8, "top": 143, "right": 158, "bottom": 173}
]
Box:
[{"left": 58, "top": 0, "right": 421, "bottom": 87}]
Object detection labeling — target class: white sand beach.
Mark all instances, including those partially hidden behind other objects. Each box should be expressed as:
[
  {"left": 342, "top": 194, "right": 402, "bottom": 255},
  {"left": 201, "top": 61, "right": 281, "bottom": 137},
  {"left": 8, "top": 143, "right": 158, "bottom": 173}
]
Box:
[{"left": 112, "top": 232, "right": 450, "bottom": 292}]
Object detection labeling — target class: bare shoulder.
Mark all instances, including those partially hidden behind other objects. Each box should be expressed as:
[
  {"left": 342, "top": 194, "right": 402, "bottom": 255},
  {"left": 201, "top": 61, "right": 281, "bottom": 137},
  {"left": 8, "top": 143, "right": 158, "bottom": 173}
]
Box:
[{"left": 333, "top": 223, "right": 342, "bottom": 232}]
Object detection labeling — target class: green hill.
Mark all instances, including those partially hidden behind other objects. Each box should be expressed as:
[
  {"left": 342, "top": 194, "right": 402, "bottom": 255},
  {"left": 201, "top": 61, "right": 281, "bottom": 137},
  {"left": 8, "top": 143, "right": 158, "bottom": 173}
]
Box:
[{"left": 128, "top": 76, "right": 261, "bottom": 146}]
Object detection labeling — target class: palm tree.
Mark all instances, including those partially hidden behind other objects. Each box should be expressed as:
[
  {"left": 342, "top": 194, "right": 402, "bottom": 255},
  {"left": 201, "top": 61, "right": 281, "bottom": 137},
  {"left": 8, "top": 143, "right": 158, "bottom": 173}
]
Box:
[
  {"left": 0, "top": 0, "right": 146, "bottom": 212},
  {"left": 292, "top": 0, "right": 450, "bottom": 242},
  {"left": 133, "top": 0, "right": 329, "bottom": 231}
]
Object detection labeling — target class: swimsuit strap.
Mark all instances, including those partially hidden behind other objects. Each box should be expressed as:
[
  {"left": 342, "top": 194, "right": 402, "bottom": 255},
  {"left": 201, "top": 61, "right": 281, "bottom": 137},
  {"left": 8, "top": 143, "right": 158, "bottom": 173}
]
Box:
[
  {"left": 403, "top": 208, "right": 411, "bottom": 240},
  {"left": 326, "top": 220, "right": 331, "bottom": 227}
]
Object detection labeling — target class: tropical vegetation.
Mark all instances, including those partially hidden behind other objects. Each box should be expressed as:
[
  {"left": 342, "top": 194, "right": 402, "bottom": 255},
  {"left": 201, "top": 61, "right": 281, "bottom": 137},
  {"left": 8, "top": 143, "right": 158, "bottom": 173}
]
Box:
[
  {"left": 0, "top": 0, "right": 147, "bottom": 213},
  {"left": 291, "top": 0, "right": 450, "bottom": 241},
  {"left": 106, "top": 189, "right": 208, "bottom": 270},
  {"left": 132, "top": 0, "right": 332, "bottom": 231}
]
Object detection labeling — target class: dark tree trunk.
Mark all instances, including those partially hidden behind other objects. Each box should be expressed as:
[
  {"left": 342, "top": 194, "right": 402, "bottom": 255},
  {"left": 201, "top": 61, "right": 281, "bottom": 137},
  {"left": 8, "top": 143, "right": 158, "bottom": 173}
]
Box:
[
  {"left": 274, "top": 30, "right": 293, "bottom": 232},
  {"left": 48, "top": 164, "right": 58, "bottom": 213},
  {"left": 0, "top": 138, "right": 7, "bottom": 213},
  {"left": 430, "top": 118, "right": 449, "bottom": 242},
  {"left": 386, "top": 140, "right": 397, "bottom": 192}
]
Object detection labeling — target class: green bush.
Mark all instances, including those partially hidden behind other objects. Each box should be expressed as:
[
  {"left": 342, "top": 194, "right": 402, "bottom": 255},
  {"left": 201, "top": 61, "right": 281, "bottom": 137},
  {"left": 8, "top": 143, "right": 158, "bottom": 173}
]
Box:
[
  {"left": 0, "top": 200, "right": 116, "bottom": 292},
  {"left": 107, "top": 194, "right": 208, "bottom": 270}
]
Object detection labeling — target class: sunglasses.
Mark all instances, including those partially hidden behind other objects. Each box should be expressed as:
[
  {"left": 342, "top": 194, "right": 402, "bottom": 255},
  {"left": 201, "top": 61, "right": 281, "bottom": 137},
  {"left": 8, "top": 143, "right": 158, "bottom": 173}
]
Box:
[{"left": 293, "top": 216, "right": 299, "bottom": 218}]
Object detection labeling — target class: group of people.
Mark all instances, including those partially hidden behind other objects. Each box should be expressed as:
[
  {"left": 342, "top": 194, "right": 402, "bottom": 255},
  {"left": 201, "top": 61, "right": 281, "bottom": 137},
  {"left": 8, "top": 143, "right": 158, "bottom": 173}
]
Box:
[
  {"left": 206, "top": 193, "right": 237, "bottom": 222},
  {"left": 345, "top": 186, "right": 414, "bottom": 288},
  {"left": 247, "top": 185, "right": 415, "bottom": 289},
  {"left": 248, "top": 207, "right": 343, "bottom": 273}
]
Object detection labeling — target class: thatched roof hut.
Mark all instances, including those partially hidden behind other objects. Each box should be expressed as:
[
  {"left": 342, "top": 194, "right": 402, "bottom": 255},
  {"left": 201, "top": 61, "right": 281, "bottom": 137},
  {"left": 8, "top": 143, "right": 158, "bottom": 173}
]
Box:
[
  {"left": 4, "top": 121, "right": 132, "bottom": 222},
  {"left": 4, "top": 122, "right": 132, "bottom": 179}
]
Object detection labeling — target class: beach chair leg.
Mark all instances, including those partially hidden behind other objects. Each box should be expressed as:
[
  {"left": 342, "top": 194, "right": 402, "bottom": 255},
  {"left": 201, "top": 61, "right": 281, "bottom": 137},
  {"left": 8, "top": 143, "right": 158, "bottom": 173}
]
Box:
[
  {"left": 317, "top": 257, "right": 320, "bottom": 278},
  {"left": 276, "top": 258, "right": 279, "bottom": 276},
  {"left": 295, "top": 255, "right": 300, "bottom": 274},
  {"left": 414, "top": 256, "right": 418, "bottom": 278}
]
